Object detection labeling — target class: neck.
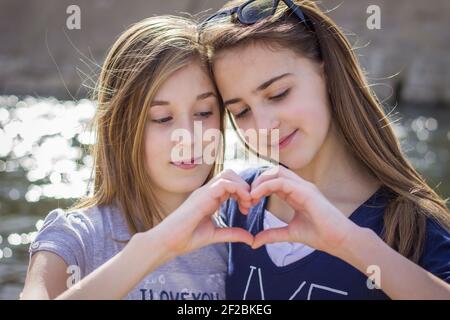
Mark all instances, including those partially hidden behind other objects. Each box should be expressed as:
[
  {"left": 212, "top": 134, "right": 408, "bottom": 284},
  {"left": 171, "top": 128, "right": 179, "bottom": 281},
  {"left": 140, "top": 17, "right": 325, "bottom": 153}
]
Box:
[
  {"left": 152, "top": 187, "right": 190, "bottom": 219},
  {"left": 298, "top": 124, "right": 379, "bottom": 201}
]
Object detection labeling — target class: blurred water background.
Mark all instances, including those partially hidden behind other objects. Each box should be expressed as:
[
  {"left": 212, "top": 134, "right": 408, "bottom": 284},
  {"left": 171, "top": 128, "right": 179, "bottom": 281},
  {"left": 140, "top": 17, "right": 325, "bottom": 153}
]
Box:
[
  {"left": 0, "top": 0, "right": 449, "bottom": 299},
  {"left": 1, "top": 96, "right": 449, "bottom": 299}
]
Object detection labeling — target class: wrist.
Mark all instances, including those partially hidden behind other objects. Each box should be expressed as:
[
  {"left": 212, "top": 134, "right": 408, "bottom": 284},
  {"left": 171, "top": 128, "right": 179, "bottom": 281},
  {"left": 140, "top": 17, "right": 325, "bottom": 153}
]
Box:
[
  {"left": 130, "top": 229, "right": 176, "bottom": 267},
  {"left": 331, "top": 224, "right": 377, "bottom": 267}
]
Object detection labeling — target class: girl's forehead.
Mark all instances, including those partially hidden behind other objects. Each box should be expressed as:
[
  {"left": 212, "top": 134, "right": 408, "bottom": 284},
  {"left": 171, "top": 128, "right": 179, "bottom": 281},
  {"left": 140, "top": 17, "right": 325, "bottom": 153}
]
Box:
[
  {"left": 150, "top": 68, "right": 218, "bottom": 109},
  {"left": 156, "top": 63, "right": 214, "bottom": 94},
  {"left": 213, "top": 48, "right": 299, "bottom": 90},
  {"left": 217, "top": 40, "right": 298, "bottom": 59},
  {"left": 213, "top": 44, "right": 300, "bottom": 80}
]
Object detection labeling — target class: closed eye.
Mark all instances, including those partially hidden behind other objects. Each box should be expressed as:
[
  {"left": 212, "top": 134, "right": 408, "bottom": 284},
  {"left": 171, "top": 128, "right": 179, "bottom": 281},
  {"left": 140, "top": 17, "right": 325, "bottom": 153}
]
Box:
[
  {"left": 195, "top": 111, "right": 213, "bottom": 118},
  {"left": 234, "top": 107, "right": 250, "bottom": 119},
  {"left": 152, "top": 116, "right": 172, "bottom": 124},
  {"left": 269, "top": 89, "right": 290, "bottom": 101}
]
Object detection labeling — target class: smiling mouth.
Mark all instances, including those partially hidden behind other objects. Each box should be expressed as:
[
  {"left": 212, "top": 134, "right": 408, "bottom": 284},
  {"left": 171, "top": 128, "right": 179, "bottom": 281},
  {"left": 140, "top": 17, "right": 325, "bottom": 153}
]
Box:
[
  {"left": 170, "top": 157, "right": 202, "bottom": 169},
  {"left": 277, "top": 129, "right": 298, "bottom": 149}
]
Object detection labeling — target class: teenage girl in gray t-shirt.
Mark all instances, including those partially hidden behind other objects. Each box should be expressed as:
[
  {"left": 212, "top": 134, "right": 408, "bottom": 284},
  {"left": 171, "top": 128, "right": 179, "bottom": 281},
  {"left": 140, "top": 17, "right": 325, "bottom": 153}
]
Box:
[{"left": 21, "top": 15, "right": 253, "bottom": 300}]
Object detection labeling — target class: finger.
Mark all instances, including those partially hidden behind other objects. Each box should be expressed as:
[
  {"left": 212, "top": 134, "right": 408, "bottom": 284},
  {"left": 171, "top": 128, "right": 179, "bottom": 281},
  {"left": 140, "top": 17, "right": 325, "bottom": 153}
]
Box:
[
  {"left": 250, "top": 178, "right": 294, "bottom": 203},
  {"left": 221, "top": 192, "right": 251, "bottom": 207},
  {"left": 210, "top": 180, "right": 252, "bottom": 216},
  {"left": 251, "top": 166, "right": 281, "bottom": 190},
  {"left": 211, "top": 179, "right": 252, "bottom": 203},
  {"left": 251, "top": 177, "right": 314, "bottom": 212},
  {"left": 276, "top": 165, "right": 301, "bottom": 180},
  {"left": 234, "top": 199, "right": 250, "bottom": 214},
  {"left": 252, "top": 227, "right": 290, "bottom": 249},
  {"left": 228, "top": 194, "right": 251, "bottom": 214},
  {"left": 238, "top": 203, "right": 250, "bottom": 214},
  {"left": 251, "top": 166, "right": 302, "bottom": 190},
  {"left": 219, "top": 169, "right": 251, "bottom": 192},
  {"left": 221, "top": 195, "right": 250, "bottom": 215},
  {"left": 212, "top": 227, "right": 254, "bottom": 246},
  {"left": 217, "top": 170, "right": 253, "bottom": 213}
]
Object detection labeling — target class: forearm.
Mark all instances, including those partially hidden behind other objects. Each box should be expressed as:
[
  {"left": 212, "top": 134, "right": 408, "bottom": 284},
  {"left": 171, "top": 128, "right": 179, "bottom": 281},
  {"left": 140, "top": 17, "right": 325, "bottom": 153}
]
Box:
[
  {"left": 56, "top": 231, "right": 174, "bottom": 300},
  {"left": 335, "top": 226, "right": 450, "bottom": 300}
]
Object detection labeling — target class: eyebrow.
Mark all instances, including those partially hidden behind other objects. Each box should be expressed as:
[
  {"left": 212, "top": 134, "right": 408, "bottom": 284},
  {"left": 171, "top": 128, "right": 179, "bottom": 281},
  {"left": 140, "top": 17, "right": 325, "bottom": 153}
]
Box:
[
  {"left": 151, "top": 91, "right": 217, "bottom": 107},
  {"left": 223, "top": 73, "right": 293, "bottom": 107}
]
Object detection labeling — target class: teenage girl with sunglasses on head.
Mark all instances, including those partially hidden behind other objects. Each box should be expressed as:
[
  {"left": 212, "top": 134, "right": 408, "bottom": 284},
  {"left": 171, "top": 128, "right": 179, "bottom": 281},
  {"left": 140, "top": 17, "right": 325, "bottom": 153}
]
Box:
[{"left": 201, "top": 0, "right": 450, "bottom": 299}]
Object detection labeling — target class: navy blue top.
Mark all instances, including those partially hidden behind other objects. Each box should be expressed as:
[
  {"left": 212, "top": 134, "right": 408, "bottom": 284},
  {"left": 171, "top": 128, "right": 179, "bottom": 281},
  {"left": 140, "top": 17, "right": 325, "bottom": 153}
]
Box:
[{"left": 220, "top": 167, "right": 450, "bottom": 300}]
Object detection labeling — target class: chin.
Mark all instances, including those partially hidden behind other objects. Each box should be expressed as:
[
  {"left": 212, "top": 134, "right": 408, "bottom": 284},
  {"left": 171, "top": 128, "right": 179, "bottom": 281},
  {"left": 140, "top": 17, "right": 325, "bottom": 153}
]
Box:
[
  {"left": 169, "top": 171, "right": 210, "bottom": 193},
  {"left": 279, "top": 152, "right": 314, "bottom": 171},
  {"left": 178, "top": 176, "right": 206, "bottom": 193}
]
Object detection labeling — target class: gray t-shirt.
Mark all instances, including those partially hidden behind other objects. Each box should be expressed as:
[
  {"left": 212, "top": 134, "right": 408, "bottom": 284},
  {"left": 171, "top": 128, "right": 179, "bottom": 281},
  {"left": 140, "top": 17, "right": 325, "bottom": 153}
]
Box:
[{"left": 28, "top": 204, "right": 228, "bottom": 300}]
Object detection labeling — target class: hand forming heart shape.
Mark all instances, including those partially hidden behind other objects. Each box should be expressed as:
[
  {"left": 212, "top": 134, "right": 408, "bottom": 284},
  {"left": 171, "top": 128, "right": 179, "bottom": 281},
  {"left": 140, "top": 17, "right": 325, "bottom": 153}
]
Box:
[
  {"left": 246, "top": 166, "right": 356, "bottom": 254},
  {"left": 157, "top": 166, "right": 357, "bottom": 259}
]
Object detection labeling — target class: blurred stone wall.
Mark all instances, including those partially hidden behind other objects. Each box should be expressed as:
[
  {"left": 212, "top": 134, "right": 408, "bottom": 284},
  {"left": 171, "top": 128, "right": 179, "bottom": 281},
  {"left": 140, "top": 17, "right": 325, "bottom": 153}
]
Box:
[{"left": 0, "top": 0, "right": 449, "bottom": 105}]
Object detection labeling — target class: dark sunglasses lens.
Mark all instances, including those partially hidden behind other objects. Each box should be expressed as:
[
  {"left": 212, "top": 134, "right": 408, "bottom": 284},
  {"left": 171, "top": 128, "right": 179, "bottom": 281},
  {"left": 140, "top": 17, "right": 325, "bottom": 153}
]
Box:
[{"left": 240, "top": 0, "right": 276, "bottom": 24}]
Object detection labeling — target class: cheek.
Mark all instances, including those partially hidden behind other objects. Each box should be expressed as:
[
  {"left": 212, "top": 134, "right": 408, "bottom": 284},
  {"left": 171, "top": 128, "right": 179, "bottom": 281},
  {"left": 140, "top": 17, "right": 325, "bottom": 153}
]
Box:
[
  {"left": 230, "top": 120, "right": 253, "bottom": 145},
  {"left": 143, "top": 129, "right": 155, "bottom": 165},
  {"left": 306, "top": 105, "right": 331, "bottom": 144},
  {"left": 204, "top": 112, "right": 221, "bottom": 131},
  {"left": 201, "top": 116, "right": 222, "bottom": 159},
  {"left": 144, "top": 125, "right": 169, "bottom": 163},
  {"left": 286, "top": 86, "right": 331, "bottom": 135}
]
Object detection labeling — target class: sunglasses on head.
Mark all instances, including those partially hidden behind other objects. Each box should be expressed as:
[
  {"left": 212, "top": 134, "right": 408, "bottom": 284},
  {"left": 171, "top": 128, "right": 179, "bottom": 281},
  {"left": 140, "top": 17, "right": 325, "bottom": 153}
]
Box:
[{"left": 200, "top": 0, "right": 313, "bottom": 32}]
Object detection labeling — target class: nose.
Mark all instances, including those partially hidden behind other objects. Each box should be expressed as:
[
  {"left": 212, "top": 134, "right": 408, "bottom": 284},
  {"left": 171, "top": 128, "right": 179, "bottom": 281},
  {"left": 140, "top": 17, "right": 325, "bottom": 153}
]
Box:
[
  {"left": 252, "top": 110, "right": 281, "bottom": 154},
  {"left": 253, "top": 109, "right": 280, "bottom": 137},
  {"left": 171, "top": 116, "right": 201, "bottom": 159}
]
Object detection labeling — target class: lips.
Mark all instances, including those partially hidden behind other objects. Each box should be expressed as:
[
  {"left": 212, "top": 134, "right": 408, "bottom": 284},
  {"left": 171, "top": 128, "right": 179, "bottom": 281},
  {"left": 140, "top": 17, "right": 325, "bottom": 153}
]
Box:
[
  {"left": 170, "top": 156, "right": 202, "bottom": 169},
  {"left": 277, "top": 129, "right": 298, "bottom": 150}
]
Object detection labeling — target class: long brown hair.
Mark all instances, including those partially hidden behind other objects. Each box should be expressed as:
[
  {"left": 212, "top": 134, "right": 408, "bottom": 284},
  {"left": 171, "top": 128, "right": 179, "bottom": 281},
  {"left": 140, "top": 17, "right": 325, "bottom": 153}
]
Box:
[
  {"left": 70, "top": 15, "right": 225, "bottom": 236},
  {"left": 201, "top": 0, "right": 450, "bottom": 263}
]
